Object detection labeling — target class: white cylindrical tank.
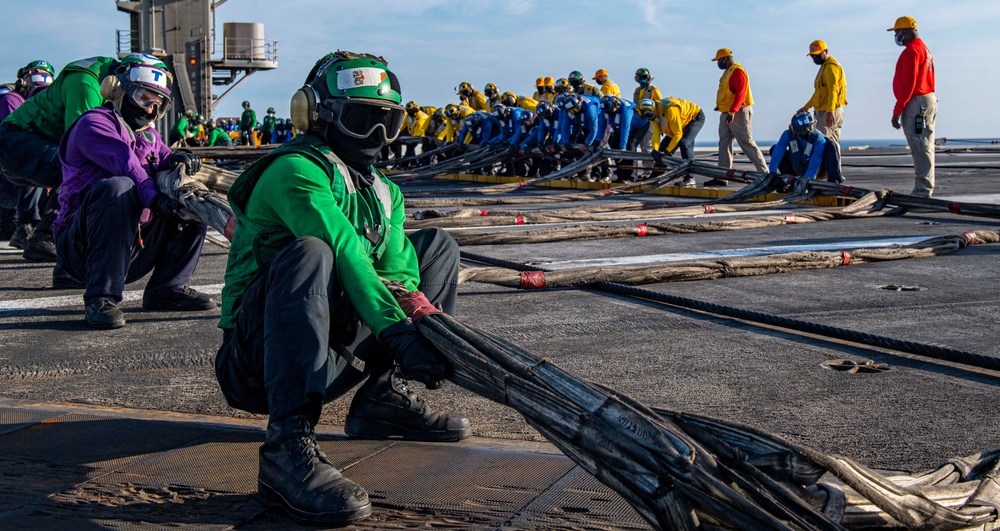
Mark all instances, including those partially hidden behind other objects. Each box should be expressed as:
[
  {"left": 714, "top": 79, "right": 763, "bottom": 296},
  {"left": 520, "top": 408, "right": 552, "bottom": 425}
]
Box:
[{"left": 223, "top": 22, "right": 266, "bottom": 60}]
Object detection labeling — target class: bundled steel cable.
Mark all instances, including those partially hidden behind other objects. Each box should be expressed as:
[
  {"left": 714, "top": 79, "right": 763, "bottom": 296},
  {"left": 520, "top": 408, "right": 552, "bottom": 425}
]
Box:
[
  {"left": 155, "top": 166, "right": 235, "bottom": 238},
  {"left": 406, "top": 198, "right": 790, "bottom": 230},
  {"left": 386, "top": 283, "right": 1000, "bottom": 530},
  {"left": 449, "top": 191, "right": 891, "bottom": 246},
  {"left": 458, "top": 230, "right": 997, "bottom": 292}
]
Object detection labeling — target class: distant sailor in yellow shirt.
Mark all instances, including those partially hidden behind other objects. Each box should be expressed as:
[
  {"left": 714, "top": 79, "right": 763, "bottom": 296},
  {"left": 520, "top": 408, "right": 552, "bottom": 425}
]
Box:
[{"left": 799, "top": 39, "right": 848, "bottom": 174}]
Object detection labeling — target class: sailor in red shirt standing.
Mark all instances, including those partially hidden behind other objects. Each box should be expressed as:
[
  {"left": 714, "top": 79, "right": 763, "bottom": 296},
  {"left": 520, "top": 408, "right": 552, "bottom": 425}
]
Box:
[{"left": 889, "top": 16, "right": 937, "bottom": 197}]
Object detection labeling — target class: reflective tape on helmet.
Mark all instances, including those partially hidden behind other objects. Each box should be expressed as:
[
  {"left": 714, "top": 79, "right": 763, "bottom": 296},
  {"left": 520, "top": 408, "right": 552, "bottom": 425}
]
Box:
[
  {"left": 127, "top": 66, "right": 170, "bottom": 89},
  {"left": 336, "top": 67, "right": 387, "bottom": 91}
]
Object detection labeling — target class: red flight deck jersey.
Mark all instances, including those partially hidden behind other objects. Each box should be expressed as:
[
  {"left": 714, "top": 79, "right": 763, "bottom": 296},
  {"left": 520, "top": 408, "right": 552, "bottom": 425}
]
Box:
[{"left": 892, "top": 37, "right": 935, "bottom": 117}]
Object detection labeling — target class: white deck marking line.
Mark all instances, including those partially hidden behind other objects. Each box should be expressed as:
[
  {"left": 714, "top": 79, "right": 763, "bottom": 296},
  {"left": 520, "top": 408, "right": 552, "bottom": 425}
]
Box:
[
  {"left": 537, "top": 236, "right": 933, "bottom": 270},
  {"left": 935, "top": 194, "right": 1000, "bottom": 204},
  {"left": 0, "top": 283, "right": 225, "bottom": 313}
]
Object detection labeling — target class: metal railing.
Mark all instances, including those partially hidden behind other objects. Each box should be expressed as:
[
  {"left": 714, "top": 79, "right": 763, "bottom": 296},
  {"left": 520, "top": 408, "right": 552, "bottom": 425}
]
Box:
[
  {"left": 116, "top": 29, "right": 137, "bottom": 56},
  {"left": 220, "top": 37, "right": 278, "bottom": 63}
]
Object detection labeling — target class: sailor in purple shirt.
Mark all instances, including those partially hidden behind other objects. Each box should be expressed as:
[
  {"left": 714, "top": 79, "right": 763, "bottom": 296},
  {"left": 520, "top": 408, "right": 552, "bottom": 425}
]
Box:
[
  {"left": 0, "top": 61, "right": 52, "bottom": 248},
  {"left": 54, "top": 54, "right": 214, "bottom": 329}
]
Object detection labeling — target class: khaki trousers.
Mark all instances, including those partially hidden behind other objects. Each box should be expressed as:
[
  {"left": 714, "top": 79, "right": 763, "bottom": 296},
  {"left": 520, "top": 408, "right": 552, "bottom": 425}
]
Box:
[
  {"left": 717, "top": 105, "right": 768, "bottom": 172},
  {"left": 901, "top": 94, "right": 937, "bottom": 197},
  {"left": 816, "top": 107, "right": 844, "bottom": 176}
]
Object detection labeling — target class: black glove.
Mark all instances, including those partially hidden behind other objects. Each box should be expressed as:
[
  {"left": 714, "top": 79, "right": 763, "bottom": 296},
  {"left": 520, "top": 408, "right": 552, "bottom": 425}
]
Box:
[
  {"left": 650, "top": 150, "right": 665, "bottom": 165},
  {"left": 379, "top": 319, "right": 448, "bottom": 389},
  {"left": 150, "top": 193, "right": 186, "bottom": 224},
  {"left": 166, "top": 150, "right": 202, "bottom": 176}
]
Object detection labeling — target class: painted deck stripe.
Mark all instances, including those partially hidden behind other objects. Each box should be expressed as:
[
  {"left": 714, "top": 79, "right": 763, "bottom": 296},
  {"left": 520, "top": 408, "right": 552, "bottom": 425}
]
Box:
[
  {"left": 538, "top": 236, "right": 933, "bottom": 270},
  {"left": 0, "top": 283, "right": 224, "bottom": 313}
]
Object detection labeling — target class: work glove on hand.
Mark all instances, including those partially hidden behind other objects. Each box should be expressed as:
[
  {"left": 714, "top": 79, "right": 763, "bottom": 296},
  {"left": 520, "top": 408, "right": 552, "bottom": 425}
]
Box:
[
  {"left": 166, "top": 150, "right": 202, "bottom": 176},
  {"left": 150, "top": 193, "right": 186, "bottom": 224},
  {"left": 650, "top": 150, "right": 665, "bottom": 165},
  {"left": 379, "top": 319, "right": 448, "bottom": 390}
]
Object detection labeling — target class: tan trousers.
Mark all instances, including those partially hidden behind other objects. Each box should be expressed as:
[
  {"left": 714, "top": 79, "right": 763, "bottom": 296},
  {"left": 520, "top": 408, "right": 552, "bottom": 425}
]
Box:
[
  {"left": 717, "top": 105, "right": 768, "bottom": 172},
  {"left": 902, "top": 94, "right": 937, "bottom": 197},
  {"left": 816, "top": 107, "right": 844, "bottom": 175}
]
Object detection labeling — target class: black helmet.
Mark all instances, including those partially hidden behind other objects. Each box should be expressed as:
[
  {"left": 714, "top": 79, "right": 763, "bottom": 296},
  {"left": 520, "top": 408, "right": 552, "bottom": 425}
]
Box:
[{"left": 267, "top": 106, "right": 275, "bottom": 114}]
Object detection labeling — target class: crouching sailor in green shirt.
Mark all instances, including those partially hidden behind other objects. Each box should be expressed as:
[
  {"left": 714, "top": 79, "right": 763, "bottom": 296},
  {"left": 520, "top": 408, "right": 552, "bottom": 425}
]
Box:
[{"left": 215, "top": 51, "right": 470, "bottom": 526}]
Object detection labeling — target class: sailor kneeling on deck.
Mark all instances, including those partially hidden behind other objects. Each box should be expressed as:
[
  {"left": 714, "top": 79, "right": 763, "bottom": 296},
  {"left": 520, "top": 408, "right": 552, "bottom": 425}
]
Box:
[
  {"left": 769, "top": 111, "right": 844, "bottom": 184},
  {"left": 214, "top": 51, "right": 470, "bottom": 526},
  {"left": 54, "top": 54, "right": 214, "bottom": 330}
]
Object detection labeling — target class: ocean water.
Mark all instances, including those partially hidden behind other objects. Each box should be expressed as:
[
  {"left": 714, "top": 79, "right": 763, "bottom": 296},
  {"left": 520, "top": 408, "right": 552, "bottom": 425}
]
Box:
[{"left": 698, "top": 138, "right": 1000, "bottom": 149}]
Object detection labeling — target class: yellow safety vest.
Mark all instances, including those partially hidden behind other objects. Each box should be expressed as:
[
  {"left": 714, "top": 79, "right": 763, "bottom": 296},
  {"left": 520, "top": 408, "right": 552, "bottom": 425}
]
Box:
[{"left": 716, "top": 62, "right": 754, "bottom": 112}]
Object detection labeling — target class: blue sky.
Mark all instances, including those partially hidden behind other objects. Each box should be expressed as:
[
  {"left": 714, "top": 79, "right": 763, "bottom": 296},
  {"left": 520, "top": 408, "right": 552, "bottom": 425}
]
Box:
[{"left": 1, "top": 0, "right": 997, "bottom": 142}]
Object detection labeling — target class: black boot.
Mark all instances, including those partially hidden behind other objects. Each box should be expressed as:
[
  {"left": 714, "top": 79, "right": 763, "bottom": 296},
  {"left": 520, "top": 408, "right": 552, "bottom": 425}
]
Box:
[
  {"left": 345, "top": 366, "right": 471, "bottom": 442},
  {"left": 258, "top": 414, "right": 371, "bottom": 525}
]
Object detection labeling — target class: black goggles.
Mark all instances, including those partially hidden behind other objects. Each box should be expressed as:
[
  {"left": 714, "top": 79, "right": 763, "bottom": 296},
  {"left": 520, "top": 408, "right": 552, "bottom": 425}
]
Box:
[{"left": 328, "top": 98, "right": 406, "bottom": 143}]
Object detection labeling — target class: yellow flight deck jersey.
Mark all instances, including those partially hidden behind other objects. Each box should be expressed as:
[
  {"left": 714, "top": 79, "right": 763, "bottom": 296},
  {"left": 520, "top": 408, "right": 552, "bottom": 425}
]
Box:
[
  {"left": 650, "top": 97, "right": 702, "bottom": 153},
  {"left": 403, "top": 110, "right": 430, "bottom": 137},
  {"left": 633, "top": 84, "right": 662, "bottom": 105},
  {"left": 515, "top": 95, "right": 539, "bottom": 111},
  {"left": 803, "top": 56, "right": 847, "bottom": 112},
  {"left": 580, "top": 82, "right": 602, "bottom": 97},
  {"left": 467, "top": 90, "right": 490, "bottom": 112},
  {"left": 599, "top": 80, "right": 621, "bottom": 97},
  {"left": 716, "top": 62, "right": 754, "bottom": 112}
]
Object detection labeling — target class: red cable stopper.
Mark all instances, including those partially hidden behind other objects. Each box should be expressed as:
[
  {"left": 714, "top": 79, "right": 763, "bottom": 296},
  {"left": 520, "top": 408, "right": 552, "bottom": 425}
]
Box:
[
  {"left": 518, "top": 180, "right": 526, "bottom": 187},
  {"left": 666, "top": 202, "right": 676, "bottom": 208},
  {"left": 726, "top": 169, "right": 737, "bottom": 178},
  {"left": 603, "top": 188, "right": 614, "bottom": 196},
  {"left": 784, "top": 214, "right": 796, "bottom": 223},
  {"left": 704, "top": 205, "right": 716, "bottom": 214},
  {"left": 948, "top": 202, "right": 962, "bottom": 215},
  {"left": 841, "top": 251, "right": 852, "bottom": 266},
  {"left": 224, "top": 216, "right": 237, "bottom": 241},
  {"left": 962, "top": 231, "right": 978, "bottom": 246},
  {"left": 396, "top": 291, "right": 441, "bottom": 324},
  {"left": 841, "top": 186, "right": 854, "bottom": 196},
  {"left": 635, "top": 223, "right": 649, "bottom": 237},
  {"left": 479, "top": 209, "right": 489, "bottom": 216},
  {"left": 519, "top": 271, "right": 546, "bottom": 289},
  {"left": 515, "top": 215, "right": 525, "bottom": 225}
]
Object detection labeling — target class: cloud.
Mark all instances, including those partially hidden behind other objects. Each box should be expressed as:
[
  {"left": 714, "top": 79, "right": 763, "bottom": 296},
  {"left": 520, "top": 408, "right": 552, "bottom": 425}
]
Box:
[{"left": 630, "top": 0, "right": 664, "bottom": 30}]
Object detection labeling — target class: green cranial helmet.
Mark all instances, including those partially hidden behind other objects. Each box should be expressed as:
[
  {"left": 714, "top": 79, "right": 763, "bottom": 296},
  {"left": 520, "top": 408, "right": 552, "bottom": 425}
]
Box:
[
  {"left": 568, "top": 71, "right": 584, "bottom": 83},
  {"left": 309, "top": 51, "right": 401, "bottom": 103},
  {"left": 18, "top": 60, "right": 55, "bottom": 79},
  {"left": 302, "top": 50, "right": 405, "bottom": 144}
]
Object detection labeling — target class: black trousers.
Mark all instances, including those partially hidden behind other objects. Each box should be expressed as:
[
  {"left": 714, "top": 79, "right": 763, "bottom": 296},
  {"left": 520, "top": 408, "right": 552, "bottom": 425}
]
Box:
[
  {"left": 0, "top": 123, "right": 63, "bottom": 234},
  {"left": 56, "top": 177, "right": 207, "bottom": 305},
  {"left": 214, "top": 228, "right": 459, "bottom": 422}
]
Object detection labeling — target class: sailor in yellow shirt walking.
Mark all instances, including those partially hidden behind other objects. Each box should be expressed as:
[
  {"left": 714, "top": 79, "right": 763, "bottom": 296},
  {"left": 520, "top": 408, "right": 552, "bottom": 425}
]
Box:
[{"left": 799, "top": 39, "right": 848, "bottom": 176}]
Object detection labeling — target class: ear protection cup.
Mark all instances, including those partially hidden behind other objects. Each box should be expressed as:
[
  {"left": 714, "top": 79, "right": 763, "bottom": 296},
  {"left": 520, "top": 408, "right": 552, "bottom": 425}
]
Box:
[
  {"left": 289, "top": 84, "right": 319, "bottom": 132},
  {"left": 99, "top": 74, "right": 123, "bottom": 101}
]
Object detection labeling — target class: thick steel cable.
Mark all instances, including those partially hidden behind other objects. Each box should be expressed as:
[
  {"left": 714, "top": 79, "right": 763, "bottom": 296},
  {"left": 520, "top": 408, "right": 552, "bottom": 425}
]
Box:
[{"left": 459, "top": 250, "right": 1000, "bottom": 373}]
